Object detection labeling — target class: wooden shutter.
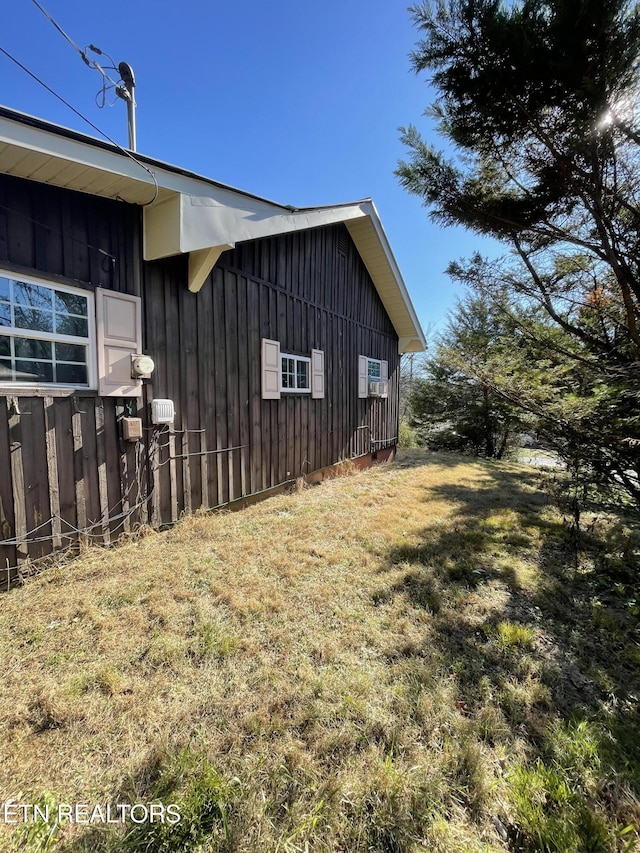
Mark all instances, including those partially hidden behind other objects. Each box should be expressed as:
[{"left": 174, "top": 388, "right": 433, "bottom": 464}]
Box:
[
  {"left": 96, "top": 288, "right": 143, "bottom": 397},
  {"left": 311, "top": 349, "right": 325, "bottom": 399},
  {"left": 358, "top": 355, "right": 368, "bottom": 398},
  {"left": 380, "top": 360, "right": 389, "bottom": 398},
  {"left": 262, "top": 338, "right": 281, "bottom": 399}
]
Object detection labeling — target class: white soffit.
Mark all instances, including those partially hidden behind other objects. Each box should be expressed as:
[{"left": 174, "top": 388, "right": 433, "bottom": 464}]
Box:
[{"left": 0, "top": 115, "right": 166, "bottom": 206}]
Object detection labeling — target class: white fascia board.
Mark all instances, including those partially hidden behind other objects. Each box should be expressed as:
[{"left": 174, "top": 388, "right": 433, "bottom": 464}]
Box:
[
  {"left": 143, "top": 183, "right": 371, "bottom": 260},
  {"left": 143, "top": 188, "right": 426, "bottom": 352},
  {"left": 144, "top": 195, "right": 182, "bottom": 258},
  {"left": 177, "top": 191, "right": 371, "bottom": 254},
  {"left": 346, "top": 201, "right": 427, "bottom": 352}
]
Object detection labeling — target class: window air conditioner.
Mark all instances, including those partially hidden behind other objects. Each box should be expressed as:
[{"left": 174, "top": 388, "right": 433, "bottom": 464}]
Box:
[{"left": 368, "top": 380, "right": 389, "bottom": 398}]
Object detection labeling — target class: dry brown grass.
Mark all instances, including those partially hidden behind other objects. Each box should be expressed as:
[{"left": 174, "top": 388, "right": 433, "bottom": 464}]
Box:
[{"left": 0, "top": 450, "right": 638, "bottom": 852}]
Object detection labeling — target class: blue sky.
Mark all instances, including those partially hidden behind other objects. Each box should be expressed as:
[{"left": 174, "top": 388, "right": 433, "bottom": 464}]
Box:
[{"left": 1, "top": 0, "right": 503, "bottom": 342}]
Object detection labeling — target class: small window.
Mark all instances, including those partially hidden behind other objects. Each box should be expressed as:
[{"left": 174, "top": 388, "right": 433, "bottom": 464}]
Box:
[
  {"left": 367, "top": 358, "right": 382, "bottom": 380},
  {"left": 281, "top": 353, "right": 311, "bottom": 393},
  {"left": 0, "top": 272, "right": 95, "bottom": 388},
  {"left": 358, "top": 354, "right": 388, "bottom": 398}
]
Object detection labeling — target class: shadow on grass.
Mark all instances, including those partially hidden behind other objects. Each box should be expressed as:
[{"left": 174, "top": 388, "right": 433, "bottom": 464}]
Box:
[
  {"left": 374, "top": 453, "right": 640, "bottom": 845},
  {"left": 56, "top": 746, "right": 238, "bottom": 853}
]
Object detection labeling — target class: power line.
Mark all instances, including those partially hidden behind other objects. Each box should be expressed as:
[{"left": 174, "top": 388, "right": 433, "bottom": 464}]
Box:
[
  {"left": 29, "top": 0, "right": 87, "bottom": 62},
  {"left": 29, "top": 1, "right": 127, "bottom": 99},
  {"left": 0, "top": 46, "right": 158, "bottom": 204}
]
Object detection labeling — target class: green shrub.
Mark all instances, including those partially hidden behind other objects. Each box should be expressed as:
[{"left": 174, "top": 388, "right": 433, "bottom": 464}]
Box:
[{"left": 398, "top": 422, "right": 419, "bottom": 448}]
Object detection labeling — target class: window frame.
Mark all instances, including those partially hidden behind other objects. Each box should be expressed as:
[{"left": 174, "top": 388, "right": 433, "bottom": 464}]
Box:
[
  {"left": 358, "top": 354, "right": 389, "bottom": 398},
  {"left": 280, "top": 352, "right": 311, "bottom": 394},
  {"left": 0, "top": 270, "right": 97, "bottom": 391}
]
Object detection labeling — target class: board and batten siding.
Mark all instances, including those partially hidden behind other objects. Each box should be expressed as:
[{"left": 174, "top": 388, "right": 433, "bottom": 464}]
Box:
[
  {"left": 142, "top": 223, "right": 400, "bottom": 523},
  {"left": 0, "top": 172, "right": 400, "bottom": 575},
  {"left": 0, "top": 175, "right": 146, "bottom": 574}
]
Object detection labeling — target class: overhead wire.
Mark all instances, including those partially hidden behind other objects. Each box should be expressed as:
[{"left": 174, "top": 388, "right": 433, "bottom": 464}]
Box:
[
  {"left": 0, "top": 47, "right": 158, "bottom": 205},
  {"left": 29, "top": 0, "right": 121, "bottom": 90},
  {"left": 29, "top": 0, "right": 87, "bottom": 61}
]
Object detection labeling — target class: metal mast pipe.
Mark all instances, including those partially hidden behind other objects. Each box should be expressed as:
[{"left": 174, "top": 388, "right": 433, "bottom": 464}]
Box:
[
  {"left": 118, "top": 62, "right": 137, "bottom": 151},
  {"left": 127, "top": 93, "right": 136, "bottom": 151}
]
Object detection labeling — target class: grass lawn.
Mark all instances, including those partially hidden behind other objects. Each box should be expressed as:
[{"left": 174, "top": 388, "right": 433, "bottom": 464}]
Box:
[{"left": 0, "top": 450, "right": 638, "bottom": 852}]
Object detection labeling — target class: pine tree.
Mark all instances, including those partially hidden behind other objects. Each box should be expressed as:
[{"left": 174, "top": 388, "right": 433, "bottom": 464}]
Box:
[
  {"left": 398, "top": 0, "right": 640, "bottom": 503},
  {"left": 409, "top": 295, "right": 528, "bottom": 458}
]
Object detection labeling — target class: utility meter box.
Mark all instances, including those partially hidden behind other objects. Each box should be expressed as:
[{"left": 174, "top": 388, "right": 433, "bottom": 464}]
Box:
[
  {"left": 131, "top": 354, "right": 155, "bottom": 379},
  {"left": 122, "top": 417, "right": 143, "bottom": 441},
  {"left": 151, "top": 398, "right": 175, "bottom": 425}
]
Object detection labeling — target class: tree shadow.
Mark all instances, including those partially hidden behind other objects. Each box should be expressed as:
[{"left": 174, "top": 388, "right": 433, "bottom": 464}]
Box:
[
  {"left": 373, "top": 455, "right": 640, "bottom": 828},
  {"left": 55, "top": 744, "right": 238, "bottom": 853}
]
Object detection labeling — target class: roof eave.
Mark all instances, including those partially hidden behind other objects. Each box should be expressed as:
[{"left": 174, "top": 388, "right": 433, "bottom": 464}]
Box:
[{"left": 0, "top": 106, "right": 426, "bottom": 352}]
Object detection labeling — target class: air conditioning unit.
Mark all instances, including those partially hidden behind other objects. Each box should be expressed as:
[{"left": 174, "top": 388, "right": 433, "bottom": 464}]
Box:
[{"left": 368, "top": 380, "right": 389, "bottom": 398}]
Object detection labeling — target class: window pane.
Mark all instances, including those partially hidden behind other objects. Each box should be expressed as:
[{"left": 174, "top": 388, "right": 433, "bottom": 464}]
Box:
[
  {"left": 14, "top": 338, "right": 52, "bottom": 360},
  {"left": 0, "top": 277, "right": 93, "bottom": 386},
  {"left": 281, "top": 357, "right": 295, "bottom": 389},
  {"left": 368, "top": 360, "right": 381, "bottom": 379},
  {"left": 55, "top": 313, "right": 88, "bottom": 337},
  {"left": 14, "top": 307, "right": 53, "bottom": 333},
  {"left": 296, "top": 361, "right": 309, "bottom": 388},
  {"left": 54, "top": 291, "right": 88, "bottom": 317},
  {"left": 56, "top": 362, "right": 88, "bottom": 385},
  {"left": 15, "top": 360, "right": 53, "bottom": 383},
  {"left": 55, "top": 342, "right": 86, "bottom": 362},
  {"left": 13, "top": 281, "right": 53, "bottom": 311}
]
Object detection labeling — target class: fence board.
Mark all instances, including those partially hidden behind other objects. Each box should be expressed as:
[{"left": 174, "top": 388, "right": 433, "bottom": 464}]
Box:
[
  {"left": 0, "top": 397, "right": 17, "bottom": 575},
  {"left": 44, "top": 396, "right": 62, "bottom": 549}
]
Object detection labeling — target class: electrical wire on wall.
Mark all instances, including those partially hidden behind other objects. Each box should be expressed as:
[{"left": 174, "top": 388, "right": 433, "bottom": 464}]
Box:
[
  {"left": 1, "top": 414, "right": 395, "bottom": 581},
  {"left": 0, "top": 203, "right": 117, "bottom": 274},
  {"left": 0, "top": 432, "right": 152, "bottom": 548}
]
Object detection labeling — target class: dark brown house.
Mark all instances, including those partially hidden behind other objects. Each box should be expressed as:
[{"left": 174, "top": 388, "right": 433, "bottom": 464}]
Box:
[{"left": 0, "top": 106, "right": 425, "bottom": 576}]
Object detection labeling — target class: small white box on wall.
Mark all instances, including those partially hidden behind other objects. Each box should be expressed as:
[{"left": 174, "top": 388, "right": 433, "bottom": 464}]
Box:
[{"left": 151, "top": 399, "right": 175, "bottom": 424}]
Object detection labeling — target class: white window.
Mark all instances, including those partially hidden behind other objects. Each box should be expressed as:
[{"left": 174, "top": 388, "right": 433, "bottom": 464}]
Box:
[
  {"left": 0, "top": 272, "right": 145, "bottom": 396},
  {"left": 261, "top": 339, "right": 325, "bottom": 400},
  {"left": 0, "top": 272, "right": 96, "bottom": 388},
  {"left": 358, "top": 355, "right": 388, "bottom": 398},
  {"left": 281, "top": 353, "right": 311, "bottom": 393}
]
